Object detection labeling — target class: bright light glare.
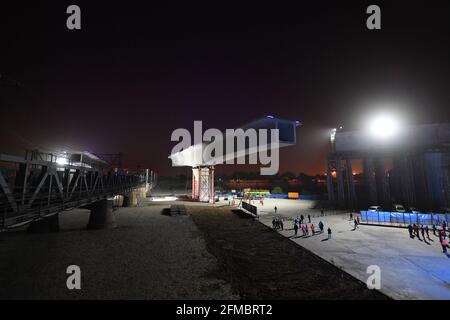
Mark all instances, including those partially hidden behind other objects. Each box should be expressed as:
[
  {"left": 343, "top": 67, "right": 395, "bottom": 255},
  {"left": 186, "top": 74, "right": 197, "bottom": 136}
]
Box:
[
  {"left": 55, "top": 157, "right": 68, "bottom": 165},
  {"left": 330, "top": 128, "right": 337, "bottom": 143},
  {"left": 151, "top": 196, "right": 178, "bottom": 202},
  {"left": 368, "top": 114, "right": 400, "bottom": 140}
]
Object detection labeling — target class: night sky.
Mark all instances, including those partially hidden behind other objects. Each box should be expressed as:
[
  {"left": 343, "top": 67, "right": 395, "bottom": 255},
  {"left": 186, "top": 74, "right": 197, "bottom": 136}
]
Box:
[{"left": 1, "top": 1, "right": 450, "bottom": 176}]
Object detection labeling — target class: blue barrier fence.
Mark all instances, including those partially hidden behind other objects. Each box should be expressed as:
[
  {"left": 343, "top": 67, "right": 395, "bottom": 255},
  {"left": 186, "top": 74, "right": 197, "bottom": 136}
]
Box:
[
  {"left": 360, "top": 210, "right": 450, "bottom": 226},
  {"left": 214, "top": 192, "right": 323, "bottom": 200},
  {"left": 264, "top": 194, "right": 322, "bottom": 200},
  {"left": 265, "top": 194, "right": 288, "bottom": 199}
]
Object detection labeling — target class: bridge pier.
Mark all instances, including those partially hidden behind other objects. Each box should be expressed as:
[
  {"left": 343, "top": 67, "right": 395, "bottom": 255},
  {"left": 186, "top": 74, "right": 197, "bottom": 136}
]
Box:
[
  {"left": 123, "top": 187, "right": 146, "bottom": 207},
  {"left": 87, "top": 199, "right": 117, "bottom": 230},
  {"left": 192, "top": 166, "right": 215, "bottom": 203},
  {"left": 27, "top": 213, "right": 60, "bottom": 233},
  {"left": 123, "top": 190, "right": 138, "bottom": 207},
  {"left": 139, "top": 187, "right": 147, "bottom": 198}
]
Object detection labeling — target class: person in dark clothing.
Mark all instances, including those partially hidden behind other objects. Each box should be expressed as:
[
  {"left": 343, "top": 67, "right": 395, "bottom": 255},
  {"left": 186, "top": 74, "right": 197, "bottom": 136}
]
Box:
[
  {"left": 425, "top": 225, "right": 430, "bottom": 240},
  {"left": 300, "top": 214, "right": 304, "bottom": 224},
  {"left": 294, "top": 222, "right": 298, "bottom": 236},
  {"left": 441, "top": 235, "right": 447, "bottom": 253},
  {"left": 279, "top": 219, "right": 284, "bottom": 231},
  {"left": 274, "top": 206, "right": 277, "bottom": 214},
  {"left": 272, "top": 219, "right": 276, "bottom": 229},
  {"left": 432, "top": 224, "right": 437, "bottom": 236},
  {"left": 420, "top": 225, "right": 425, "bottom": 240},
  {"left": 349, "top": 213, "right": 353, "bottom": 221},
  {"left": 318, "top": 221, "right": 324, "bottom": 233},
  {"left": 327, "top": 227, "right": 332, "bottom": 240},
  {"left": 407, "top": 224, "right": 413, "bottom": 238},
  {"left": 353, "top": 218, "right": 359, "bottom": 230},
  {"left": 308, "top": 214, "right": 311, "bottom": 223},
  {"left": 321, "top": 208, "right": 324, "bottom": 216},
  {"left": 413, "top": 224, "right": 420, "bottom": 240}
]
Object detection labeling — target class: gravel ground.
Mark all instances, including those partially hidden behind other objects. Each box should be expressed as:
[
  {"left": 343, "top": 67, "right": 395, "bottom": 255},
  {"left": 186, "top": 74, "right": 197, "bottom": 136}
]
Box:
[
  {"left": 0, "top": 200, "right": 389, "bottom": 300},
  {"left": 189, "top": 205, "right": 388, "bottom": 300},
  {"left": 0, "top": 204, "right": 237, "bottom": 299}
]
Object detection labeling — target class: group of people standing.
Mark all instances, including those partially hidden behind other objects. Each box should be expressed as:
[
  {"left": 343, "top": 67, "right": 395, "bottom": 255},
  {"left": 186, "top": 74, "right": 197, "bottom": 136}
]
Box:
[
  {"left": 272, "top": 217, "right": 284, "bottom": 230},
  {"left": 292, "top": 215, "right": 321, "bottom": 237},
  {"left": 407, "top": 220, "right": 450, "bottom": 253},
  {"left": 271, "top": 214, "right": 332, "bottom": 240},
  {"left": 272, "top": 205, "right": 336, "bottom": 240}
]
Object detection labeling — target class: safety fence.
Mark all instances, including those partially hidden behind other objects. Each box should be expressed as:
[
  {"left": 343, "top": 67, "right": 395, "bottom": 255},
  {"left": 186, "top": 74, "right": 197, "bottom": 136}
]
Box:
[
  {"left": 360, "top": 210, "right": 450, "bottom": 227},
  {"left": 263, "top": 194, "right": 323, "bottom": 200}
]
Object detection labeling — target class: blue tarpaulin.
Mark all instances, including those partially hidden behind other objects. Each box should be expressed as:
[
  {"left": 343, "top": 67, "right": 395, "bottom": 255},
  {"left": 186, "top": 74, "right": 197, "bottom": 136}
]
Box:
[
  {"left": 264, "top": 194, "right": 322, "bottom": 200},
  {"left": 360, "top": 210, "right": 450, "bottom": 225}
]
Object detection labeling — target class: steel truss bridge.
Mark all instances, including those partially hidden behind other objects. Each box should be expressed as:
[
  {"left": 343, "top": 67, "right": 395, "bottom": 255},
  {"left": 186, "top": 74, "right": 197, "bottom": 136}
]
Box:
[{"left": 0, "top": 150, "right": 146, "bottom": 230}]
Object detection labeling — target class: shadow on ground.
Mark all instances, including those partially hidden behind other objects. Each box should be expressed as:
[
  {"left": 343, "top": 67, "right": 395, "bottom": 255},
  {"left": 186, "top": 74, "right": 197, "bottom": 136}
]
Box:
[{"left": 189, "top": 206, "right": 389, "bottom": 300}]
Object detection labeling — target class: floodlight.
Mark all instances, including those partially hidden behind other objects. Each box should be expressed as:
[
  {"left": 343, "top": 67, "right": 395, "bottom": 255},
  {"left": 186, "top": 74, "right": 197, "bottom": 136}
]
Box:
[{"left": 368, "top": 113, "right": 400, "bottom": 140}]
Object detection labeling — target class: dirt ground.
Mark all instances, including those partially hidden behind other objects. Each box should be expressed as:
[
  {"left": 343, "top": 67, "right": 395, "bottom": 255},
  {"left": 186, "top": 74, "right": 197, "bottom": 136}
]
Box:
[
  {"left": 0, "top": 205, "right": 237, "bottom": 300},
  {"left": 188, "top": 205, "right": 388, "bottom": 300}
]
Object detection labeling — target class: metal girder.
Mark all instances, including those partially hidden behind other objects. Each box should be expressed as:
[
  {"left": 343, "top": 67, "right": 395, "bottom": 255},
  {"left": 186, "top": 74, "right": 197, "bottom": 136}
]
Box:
[
  {"left": 0, "top": 170, "right": 18, "bottom": 212},
  {"left": 0, "top": 152, "right": 147, "bottom": 230}
]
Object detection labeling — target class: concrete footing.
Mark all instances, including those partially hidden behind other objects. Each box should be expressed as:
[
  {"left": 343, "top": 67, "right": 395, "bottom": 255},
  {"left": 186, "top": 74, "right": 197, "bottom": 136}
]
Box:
[
  {"left": 87, "top": 199, "right": 117, "bottom": 230},
  {"left": 27, "top": 213, "right": 60, "bottom": 233},
  {"left": 123, "top": 191, "right": 138, "bottom": 207},
  {"left": 123, "top": 187, "right": 146, "bottom": 207}
]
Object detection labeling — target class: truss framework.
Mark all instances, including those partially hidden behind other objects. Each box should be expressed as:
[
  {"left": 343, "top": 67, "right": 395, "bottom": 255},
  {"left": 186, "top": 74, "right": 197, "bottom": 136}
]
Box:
[{"left": 0, "top": 153, "right": 145, "bottom": 230}]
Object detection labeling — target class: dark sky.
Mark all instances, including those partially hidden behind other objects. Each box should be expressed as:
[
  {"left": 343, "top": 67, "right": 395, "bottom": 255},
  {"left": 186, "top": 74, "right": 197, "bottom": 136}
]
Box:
[{"left": 1, "top": 1, "right": 450, "bottom": 176}]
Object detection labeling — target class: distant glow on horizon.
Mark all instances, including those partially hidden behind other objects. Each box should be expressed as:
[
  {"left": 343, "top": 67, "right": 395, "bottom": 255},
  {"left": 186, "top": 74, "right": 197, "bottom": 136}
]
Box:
[{"left": 368, "top": 113, "right": 400, "bottom": 140}]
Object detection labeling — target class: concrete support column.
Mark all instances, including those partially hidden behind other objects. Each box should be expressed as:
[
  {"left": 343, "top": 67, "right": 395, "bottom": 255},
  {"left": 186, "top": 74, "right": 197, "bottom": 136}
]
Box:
[
  {"left": 345, "top": 158, "right": 357, "bottom": 210},
  {"left": 87, "top": 199, "right": 117, "bottom": 230},
  {"left": 123, "top": 190, "right": 138, "bottom": 207},
  {"left": 424, "top": 152, "right": 444, "bottom": 209},
  {"left": 374, "top": 158, "right": 390, "bottom": 207},
  {"left": 393, "top": 155, "right": 416, "bottom": 208},
  {"left": 363, "top": 158, "right": 378, "bottom": 205},
  {"left": 209, "top": 167, "right": 215, "bottom": 204},
  {"left": 326, "top": 159, "right": 335, "bottom": 203},
  {"left": 139, "top": 186, "right": 147, "bottom": 198},
  {"left": 336, "top": 159, "right": 345, "bottom": 208},
  {"left": 192, "top": 167, "right": 200, "bottom": 200},
  {"left": 199, "top": 167, "right": 211, "bottom": 202},
  {"left": 27, "top": 213, "right": 60, "bottom": 233},
  {"left": 192, "top": 166, "right": 214, "bottom": 202}
]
